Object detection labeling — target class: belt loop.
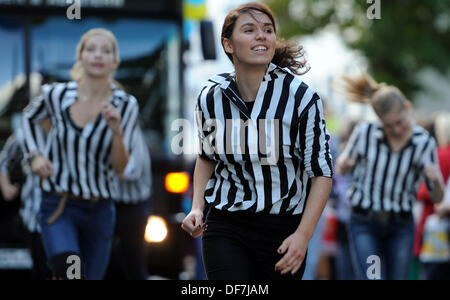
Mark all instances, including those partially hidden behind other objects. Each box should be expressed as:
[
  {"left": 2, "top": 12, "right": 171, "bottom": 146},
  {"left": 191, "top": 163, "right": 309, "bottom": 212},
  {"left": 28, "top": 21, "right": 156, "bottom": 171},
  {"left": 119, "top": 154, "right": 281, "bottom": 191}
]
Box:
[{"left": 47, "top": 193, "right": 68, "bottom": 225}]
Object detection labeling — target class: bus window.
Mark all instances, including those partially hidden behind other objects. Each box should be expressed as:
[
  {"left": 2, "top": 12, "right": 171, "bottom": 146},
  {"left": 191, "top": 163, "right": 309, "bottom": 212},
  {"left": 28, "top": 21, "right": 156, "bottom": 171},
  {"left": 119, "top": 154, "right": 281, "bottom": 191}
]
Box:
[
  {"left": 29, "top": 17, "right": 181, "bottom": 157},
  {"left": 0, "top": 17, "right": 25, "bottom": 140}
]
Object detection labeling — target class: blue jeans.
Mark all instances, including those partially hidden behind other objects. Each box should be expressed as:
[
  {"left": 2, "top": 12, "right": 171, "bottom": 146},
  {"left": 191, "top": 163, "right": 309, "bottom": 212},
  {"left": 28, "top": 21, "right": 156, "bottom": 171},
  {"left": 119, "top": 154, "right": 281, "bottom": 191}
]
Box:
[
  {"left": 348, "top": 213, "right": 414, "bottom": 280},
  {"left": 39, "top": 192, "right": 116, "bottom": 280}
]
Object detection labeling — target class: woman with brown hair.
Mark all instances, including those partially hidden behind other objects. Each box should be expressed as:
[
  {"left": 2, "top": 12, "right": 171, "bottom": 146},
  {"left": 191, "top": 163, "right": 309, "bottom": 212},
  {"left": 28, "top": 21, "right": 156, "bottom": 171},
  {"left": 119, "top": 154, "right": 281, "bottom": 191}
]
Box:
[
  {"left": 182, "top": 2, "right": 333, "bottom": 280},
  {"left": 336, "top": 74, "right": 445, "bottom": 280},
  {"left": 22, "top": 28, "right": 139, "bottom": 279}
]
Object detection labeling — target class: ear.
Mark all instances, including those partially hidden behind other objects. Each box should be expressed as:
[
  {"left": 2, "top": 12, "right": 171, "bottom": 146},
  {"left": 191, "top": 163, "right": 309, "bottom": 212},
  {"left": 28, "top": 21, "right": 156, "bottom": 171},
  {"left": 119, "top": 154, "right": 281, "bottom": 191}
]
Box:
[
  {"left": 405, "top": 100, "right": 412, "bottom": 111},
  {"left": 222, "top": 38, "right": 234, "bottom": 56}
]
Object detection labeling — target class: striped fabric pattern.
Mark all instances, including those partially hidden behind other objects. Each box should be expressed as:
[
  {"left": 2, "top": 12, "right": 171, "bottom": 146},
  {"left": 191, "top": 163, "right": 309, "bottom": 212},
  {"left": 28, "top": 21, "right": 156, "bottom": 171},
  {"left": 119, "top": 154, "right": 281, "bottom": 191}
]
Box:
[
  {"left": 195, "top": 63, "right": 333, "bottom": 216},
  {"left": 344, "top": 121, "right": 438, "bottom": 213},
  {"left": 22, "top": 81, "right": 139, "bottom": 200}
]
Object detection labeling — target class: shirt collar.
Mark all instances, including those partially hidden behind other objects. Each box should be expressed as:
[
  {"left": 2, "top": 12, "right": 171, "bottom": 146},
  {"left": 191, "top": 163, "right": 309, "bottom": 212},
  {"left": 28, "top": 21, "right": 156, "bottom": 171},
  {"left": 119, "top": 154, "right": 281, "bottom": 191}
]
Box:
[
  {"left": 62, "top": 81, "right": 122, "bottom": 108},
  {"left": 208, "top": 63, "right": 289, "bottom": 90},
  {"left": 208, "top": 63, "right": 291, "bottom": 119}
]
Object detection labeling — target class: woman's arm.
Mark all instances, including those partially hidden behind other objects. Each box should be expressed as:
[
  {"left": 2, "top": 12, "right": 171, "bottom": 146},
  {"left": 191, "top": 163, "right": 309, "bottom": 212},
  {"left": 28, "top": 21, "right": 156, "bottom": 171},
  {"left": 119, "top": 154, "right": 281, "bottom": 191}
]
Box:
[
  {"left": 336, "top": 154, "right": 356, "bottom": 175},
  {"left": 181, "top": 156, "right": 216, "bottom": 238},
  {"left": 22, "top": 91, "right": 54, "bottom": 178},
  {"left": 275, "top": 176, "right": 332, "bottom": 275},
  {"left": 423, "top": 164, "right": 445, "bottom": 203},
  {"left": 110, "top": 131, "right": 129, "bottom": 175},
  {"left": 101, "top": 102, "right": 129, "bottom": 175}
]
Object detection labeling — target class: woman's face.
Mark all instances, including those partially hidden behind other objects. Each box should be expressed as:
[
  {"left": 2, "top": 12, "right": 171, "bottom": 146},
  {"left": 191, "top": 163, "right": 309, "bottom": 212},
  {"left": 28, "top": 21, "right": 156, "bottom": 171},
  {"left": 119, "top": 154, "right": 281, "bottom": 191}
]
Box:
[
  {"left": 223, "top": 11, "right": 276, "bottom": 68},
  {"left": 79, "top": 34, "right": 118, "bottom": 79},
  {"left": 380, "top": 109, "right": 412, "bottom": 140}
]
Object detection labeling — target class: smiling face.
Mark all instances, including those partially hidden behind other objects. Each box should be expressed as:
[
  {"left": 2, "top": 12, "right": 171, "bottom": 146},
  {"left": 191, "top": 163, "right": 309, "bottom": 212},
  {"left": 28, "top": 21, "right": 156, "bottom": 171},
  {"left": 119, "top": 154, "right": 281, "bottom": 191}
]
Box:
[
  {"left": 79, "top": 34, "right": 118, "bottom": 79},
  {"left": 222, "top": 10, "right": 276, "bottom": 68}
]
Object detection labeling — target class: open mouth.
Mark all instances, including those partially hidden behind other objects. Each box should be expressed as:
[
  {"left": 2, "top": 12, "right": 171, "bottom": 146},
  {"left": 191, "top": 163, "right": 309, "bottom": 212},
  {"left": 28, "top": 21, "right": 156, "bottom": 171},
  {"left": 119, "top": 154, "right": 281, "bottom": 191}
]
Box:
[{"left": 251, "top": 46, "right": 268, "bottom": 53}]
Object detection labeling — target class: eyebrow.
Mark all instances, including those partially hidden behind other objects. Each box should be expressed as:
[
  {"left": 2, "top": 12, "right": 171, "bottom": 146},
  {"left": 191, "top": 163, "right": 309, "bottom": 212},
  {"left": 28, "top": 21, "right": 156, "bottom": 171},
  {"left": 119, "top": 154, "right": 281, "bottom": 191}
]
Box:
[{"left": 240, "top": 22, "right": 274, "bottom": 28}]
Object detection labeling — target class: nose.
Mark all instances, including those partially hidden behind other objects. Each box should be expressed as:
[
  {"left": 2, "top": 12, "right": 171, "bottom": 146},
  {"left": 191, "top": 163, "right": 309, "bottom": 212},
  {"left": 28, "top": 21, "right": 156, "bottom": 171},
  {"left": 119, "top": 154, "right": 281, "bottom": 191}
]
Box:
[{"left": 255, "top": 28, "right": 266, "bottom": 40}]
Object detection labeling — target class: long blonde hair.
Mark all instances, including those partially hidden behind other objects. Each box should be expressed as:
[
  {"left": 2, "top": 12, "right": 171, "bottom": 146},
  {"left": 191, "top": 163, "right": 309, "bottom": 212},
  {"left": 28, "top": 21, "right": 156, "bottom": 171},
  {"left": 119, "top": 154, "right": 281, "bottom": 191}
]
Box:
[
  {"left": 70, "top": 28, "right": 121, "bottom": 81},
  {"left": 341, "top": 74, "right": 408, "bottom": 118}
]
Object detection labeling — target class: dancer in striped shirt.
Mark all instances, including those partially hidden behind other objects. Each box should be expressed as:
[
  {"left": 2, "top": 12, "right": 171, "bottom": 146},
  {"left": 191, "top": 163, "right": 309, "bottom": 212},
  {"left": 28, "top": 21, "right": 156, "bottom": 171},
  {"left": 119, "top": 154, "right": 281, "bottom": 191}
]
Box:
[
  {"left": 22, "top": 28, "right": 138, "bottom": 280},
  {"left": 182, "top": 2, "right": 333, "bottom": 280},
  {"left": 336, "top": 74, "right": 445, "bottom": 280}
]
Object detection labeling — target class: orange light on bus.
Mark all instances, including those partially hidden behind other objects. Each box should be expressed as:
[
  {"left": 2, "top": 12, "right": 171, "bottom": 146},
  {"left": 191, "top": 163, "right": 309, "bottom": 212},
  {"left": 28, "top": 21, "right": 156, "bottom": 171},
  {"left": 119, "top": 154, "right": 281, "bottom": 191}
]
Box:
[{"left": 165, "top": 172, "right": 190, "bottom": 194}]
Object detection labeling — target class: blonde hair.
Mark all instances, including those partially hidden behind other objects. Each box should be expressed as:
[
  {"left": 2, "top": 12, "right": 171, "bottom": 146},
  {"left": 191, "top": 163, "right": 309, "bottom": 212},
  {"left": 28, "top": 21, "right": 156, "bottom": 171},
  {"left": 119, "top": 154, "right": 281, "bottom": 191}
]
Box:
[
  {"left": 341, "top": 73, "right": 408, "bottom": 118},
  {"left": 70, "top": 28, "right": 120, "bottom": 81},
  {"left": 434, "top": 112, "right": 450, "bottom": 147}
]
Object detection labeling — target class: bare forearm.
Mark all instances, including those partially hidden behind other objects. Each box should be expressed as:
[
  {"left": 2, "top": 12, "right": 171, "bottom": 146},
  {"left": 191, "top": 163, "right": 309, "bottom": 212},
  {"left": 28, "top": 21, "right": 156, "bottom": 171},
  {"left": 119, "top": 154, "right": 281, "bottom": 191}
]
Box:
[
  {"left": 0, "top": 174, "right": 11, "bottom": 189},
  {"left": 192, "top": 156, "right": 216, "bottom": 211},
  {"left": 295, "top": 177, "right": 332, "bottom": 240},
  {"left": 430, "top": 179, "right": 445, "bottom": 203},
  {"left": 111, "top": 132, "right": 129, "bottom": 175}
]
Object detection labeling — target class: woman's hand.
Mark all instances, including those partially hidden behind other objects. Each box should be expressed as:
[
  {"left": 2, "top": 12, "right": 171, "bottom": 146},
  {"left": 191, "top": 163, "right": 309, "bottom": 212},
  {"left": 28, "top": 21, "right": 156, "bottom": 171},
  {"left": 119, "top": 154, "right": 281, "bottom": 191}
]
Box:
[
  {"left": 0, "top": 175, "right": 19, "bottom": 201},
  {"left": 435, "top": 201, "right": 450, "bottom": 218},
  {"left": 336, "top": 154, "right": 355, "bottom": 175},
  {"left": 181, "top": 208, "right": 205, "bottom": 238},
  {"left": 101, "top": 102, "right": 122, "bottom": 134},
  {"left": 275, "top": 231, "right": 309, "bottom": 275},
  {"left": 31, "top": 155, "right": 54, "bottom": 178},
  {"left": 423, "top": 164, "right": 443, "bottom": 184}
]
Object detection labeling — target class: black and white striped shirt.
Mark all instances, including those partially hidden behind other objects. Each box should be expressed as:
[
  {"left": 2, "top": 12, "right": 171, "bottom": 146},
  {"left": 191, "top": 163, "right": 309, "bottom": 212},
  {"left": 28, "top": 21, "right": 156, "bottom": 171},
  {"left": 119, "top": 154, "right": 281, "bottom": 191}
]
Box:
[
  {"left": 22, "top": 81, "right": 139, "bottom": 200},
  {"left": 344, "top": 121, "right": 438, "bottom": 213},
  {"left": 196, "top": 63, "right": 333, "bottom": 216},
  {"left": 0, "top": 127, "right": 46, "bottom": 233},
  {"left": 113, "top": 126, "right": 152, "bottom": 204}
]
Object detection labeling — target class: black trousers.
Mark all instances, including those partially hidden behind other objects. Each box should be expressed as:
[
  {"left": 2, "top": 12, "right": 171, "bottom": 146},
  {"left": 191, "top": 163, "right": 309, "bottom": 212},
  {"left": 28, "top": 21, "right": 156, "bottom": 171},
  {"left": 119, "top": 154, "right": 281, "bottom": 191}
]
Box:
[
  {"left": 114, "top": 200, "right": 151, "bottom": 280},
  {"left": 24, "top": 230, "right": 52, "bottom": 280},
  {"left": 202, "top": 208, "right": 307, "bottom": 280}
]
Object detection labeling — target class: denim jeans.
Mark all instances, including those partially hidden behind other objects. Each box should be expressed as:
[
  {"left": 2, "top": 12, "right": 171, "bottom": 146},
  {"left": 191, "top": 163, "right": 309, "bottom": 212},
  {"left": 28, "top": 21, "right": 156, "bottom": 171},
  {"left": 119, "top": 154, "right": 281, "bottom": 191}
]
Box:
[
  {"left": 348, "top": 213, "right": 415, "bottom": 280},
  {"left": 39, "top": 192, "right": 116, "bottom": 280}
]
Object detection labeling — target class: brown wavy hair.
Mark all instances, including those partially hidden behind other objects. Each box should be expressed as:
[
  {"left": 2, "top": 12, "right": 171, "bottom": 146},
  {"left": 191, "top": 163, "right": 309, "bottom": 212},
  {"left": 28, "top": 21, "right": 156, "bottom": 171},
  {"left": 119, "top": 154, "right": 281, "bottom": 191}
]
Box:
[
  {"left": 341, "top": 73, "right": 408, "bottom": 118},
  {"left": 221, "top": 2, "right": 309, "bottom": 75}
]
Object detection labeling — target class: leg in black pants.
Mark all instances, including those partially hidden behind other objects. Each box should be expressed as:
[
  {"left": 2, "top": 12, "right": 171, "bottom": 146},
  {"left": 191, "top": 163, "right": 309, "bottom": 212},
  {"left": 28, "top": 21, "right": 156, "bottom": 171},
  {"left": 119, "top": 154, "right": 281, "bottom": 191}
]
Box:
[
  {"left": 25, "top": 230, "right": 52, "bottom": 280},
  {"left": 202, "top": 209, "right": 307, "bottom": 280},
  {"left": 114, "top": 200, "right": 151, "bottom": 280}
]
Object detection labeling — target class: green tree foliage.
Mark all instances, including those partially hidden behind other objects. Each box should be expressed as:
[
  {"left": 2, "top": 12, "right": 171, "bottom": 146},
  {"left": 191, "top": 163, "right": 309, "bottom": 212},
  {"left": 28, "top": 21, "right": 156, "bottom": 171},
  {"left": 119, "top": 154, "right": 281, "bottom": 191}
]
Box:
[{"left": 266, "top": 0, "right": 450, "bottom": 100}]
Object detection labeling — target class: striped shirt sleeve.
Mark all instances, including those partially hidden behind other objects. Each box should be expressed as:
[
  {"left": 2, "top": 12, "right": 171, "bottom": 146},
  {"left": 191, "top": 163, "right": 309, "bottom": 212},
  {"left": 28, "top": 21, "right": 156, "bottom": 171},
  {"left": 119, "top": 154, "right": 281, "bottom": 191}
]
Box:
[
  {"left": 300, "top": 94, "right": 333, "bottom": 178},
  {"left": 421, "top": 136, "right": 439, "bottom": 191},
  {"left": 120, "top": 127, "right": 146, "bottom": 181},
  {"left": 342, "top": 122, "right": 364, "bottom": 161},
  {"left": 195, "top": 86, "right": 215, "bottom": 161},
  {"left": 0, "top": 134, "right": 20, "bottom": 174},
  {"left": 120, "top": 95, "right": 139, "bottom": 152},
  {"left": 21, "top": 85, "right": 51, "bottom": 154}
]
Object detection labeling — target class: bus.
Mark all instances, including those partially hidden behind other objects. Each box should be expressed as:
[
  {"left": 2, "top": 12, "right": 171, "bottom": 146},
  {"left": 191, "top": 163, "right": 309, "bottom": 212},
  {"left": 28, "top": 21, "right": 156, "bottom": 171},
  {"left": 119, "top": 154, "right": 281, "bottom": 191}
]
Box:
[{"left": 0, "top": 0, "right": 209, "bottom": 279}]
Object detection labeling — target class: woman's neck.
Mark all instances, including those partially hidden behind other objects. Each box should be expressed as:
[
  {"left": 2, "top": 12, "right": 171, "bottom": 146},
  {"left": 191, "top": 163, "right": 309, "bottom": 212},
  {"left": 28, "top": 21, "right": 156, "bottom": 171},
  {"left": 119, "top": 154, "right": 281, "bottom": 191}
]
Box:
[
  {"left": 77, "top": 76, "right": 111, "bottom": 102},
  {"left": 234, "top": 63, "right": 268, "bottom": 102}
]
